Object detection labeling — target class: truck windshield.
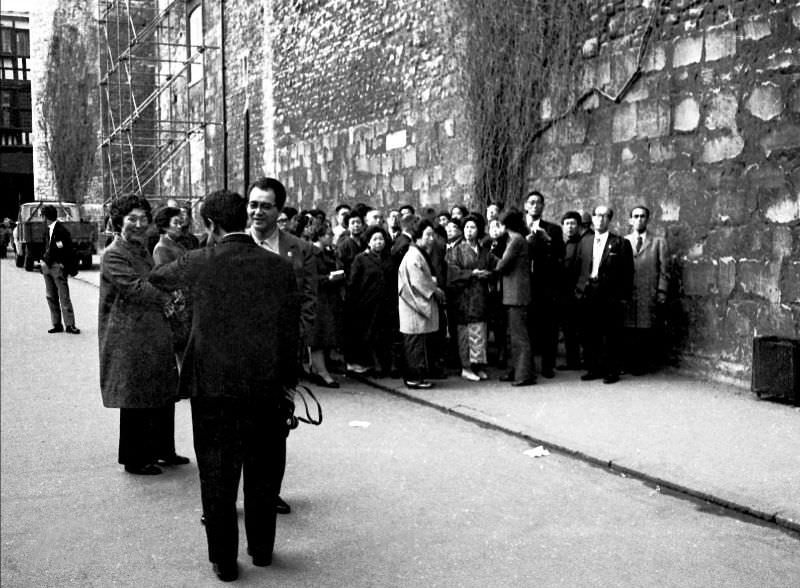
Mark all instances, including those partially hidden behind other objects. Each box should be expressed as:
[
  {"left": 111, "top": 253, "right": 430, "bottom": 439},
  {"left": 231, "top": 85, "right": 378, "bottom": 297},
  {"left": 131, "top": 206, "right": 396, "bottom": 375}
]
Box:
[{"left": 21, "top": 204, "right": 80, "bottom": 222}]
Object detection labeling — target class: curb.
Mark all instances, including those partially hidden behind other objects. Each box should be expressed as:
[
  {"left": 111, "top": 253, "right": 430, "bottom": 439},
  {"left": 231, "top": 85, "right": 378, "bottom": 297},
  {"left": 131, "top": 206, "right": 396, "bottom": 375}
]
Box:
[{"left": 357, "top": 375, "right": 800, "bottom": 536}]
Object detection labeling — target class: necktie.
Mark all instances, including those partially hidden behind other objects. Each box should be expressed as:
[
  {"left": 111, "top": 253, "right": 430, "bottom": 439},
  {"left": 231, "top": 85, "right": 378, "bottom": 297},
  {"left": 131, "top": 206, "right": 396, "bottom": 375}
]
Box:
[{"left": 636, "top": 235, "right": 642, "bottom": 253}]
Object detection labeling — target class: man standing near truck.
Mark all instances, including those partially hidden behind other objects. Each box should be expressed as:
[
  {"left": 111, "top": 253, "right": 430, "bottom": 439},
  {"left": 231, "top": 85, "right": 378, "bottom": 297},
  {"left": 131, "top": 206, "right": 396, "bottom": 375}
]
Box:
[{"left": 41, "top": 205, "right": 80, "bottom": 334}]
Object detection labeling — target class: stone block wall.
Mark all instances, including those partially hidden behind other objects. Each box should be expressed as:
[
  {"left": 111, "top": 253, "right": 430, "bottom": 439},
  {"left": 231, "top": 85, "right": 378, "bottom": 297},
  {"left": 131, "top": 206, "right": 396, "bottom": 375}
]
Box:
[
  {"left": 269, "top": 0, "right": 472, "bottom": 211},
  {"left": 528, "top": 0, "right": 800, "bottom": 383}
]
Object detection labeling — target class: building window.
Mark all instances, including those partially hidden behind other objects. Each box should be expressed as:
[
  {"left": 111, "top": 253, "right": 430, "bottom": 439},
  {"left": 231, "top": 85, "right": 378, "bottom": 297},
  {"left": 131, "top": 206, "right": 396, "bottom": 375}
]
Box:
[
  {"left": 15, "top": 30, "right": 29, "bottom": 57},
  {"left": 187, "top": 1, "right": 203, "bottom": 85}
]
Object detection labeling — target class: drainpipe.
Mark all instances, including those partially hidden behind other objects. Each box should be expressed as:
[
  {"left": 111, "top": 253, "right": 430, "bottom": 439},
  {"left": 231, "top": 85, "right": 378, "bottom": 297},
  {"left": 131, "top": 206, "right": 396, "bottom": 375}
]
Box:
[{"left": 220, "top": 0, "right": 229, "bottom": 190}]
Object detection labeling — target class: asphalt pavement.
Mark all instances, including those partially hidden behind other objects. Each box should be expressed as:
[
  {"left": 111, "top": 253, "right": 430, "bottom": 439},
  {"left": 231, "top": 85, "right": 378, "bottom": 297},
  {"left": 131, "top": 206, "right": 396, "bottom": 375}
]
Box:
[
  {"left": 65, "top": 255, "right": 800, "bottom": 534},
  {"left": 2, "top": 255, "right": 799, "bottom": 587},
  {"left": 68, "top": 255, "right": 800, "bottom": 533}
]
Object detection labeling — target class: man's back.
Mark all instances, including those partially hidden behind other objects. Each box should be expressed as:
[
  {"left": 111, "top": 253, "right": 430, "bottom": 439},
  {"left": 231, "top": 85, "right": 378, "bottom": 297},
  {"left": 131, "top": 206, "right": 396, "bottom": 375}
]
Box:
[{"left": 151, "top": 234, "right": 300, "bottom": 397}]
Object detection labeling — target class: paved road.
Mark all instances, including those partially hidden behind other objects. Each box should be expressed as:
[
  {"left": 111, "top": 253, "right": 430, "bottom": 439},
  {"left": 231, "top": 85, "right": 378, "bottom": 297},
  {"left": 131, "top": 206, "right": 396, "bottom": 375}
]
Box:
[{"left": 2, "top": 259, "right": 799, "bottom": 587}]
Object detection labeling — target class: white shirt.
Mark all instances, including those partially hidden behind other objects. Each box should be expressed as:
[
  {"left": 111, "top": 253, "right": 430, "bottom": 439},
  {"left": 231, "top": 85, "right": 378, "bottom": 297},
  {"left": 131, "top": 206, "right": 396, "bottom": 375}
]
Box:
[
  {"left": 590, "top": 231, "right": 609, "bottom": 279},
  {"left": 249, "top": 226, "right": 279, "bottom": 253},
  {"left": 529, "top": 218, "right": 540, "bottom": 233}
]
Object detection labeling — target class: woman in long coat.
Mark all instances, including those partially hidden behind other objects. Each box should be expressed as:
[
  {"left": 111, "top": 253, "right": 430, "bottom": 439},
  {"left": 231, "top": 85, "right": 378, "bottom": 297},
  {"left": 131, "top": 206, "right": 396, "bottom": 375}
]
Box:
[
  {"left": 99, "top": 195, "right": 188, "bottom": 475},
  {"left": 308, "top": 222, "right": 345, "bottom": 387},
  {"left": 398, "top": 217, "right": 445, "bottom": 389},
  {"left": 446, "top": 214, "right": 496, "bottom": 381},
  {"left": 345, "top": 225, "right": 394, "bottom": 376}
]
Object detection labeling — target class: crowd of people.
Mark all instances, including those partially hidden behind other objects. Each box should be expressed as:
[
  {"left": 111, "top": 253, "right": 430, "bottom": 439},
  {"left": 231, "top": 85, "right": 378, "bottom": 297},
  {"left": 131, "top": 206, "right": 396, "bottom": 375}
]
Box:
[
  {"left": 94, "top": 179, "right": 669, "bottom": 581},
  {"left": 231, "top": 187, "right": 668, "bottom": 389}
]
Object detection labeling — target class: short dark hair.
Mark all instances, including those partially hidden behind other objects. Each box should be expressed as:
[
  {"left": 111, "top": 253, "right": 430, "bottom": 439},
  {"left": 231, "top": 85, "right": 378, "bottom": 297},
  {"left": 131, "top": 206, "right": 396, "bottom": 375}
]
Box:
[
  {"left": 310, "top": 220, "right": 333, "bottom": 242},
  {"left": 282, "top": 206, "right": 298, "bottom": 220},
  {"left": 526, "top": 190, "right": 545, "bottom": 204},
  {"left": 42, "top": 205, "right": 58, "bottom": 221},
  {"left": 247, "top": 177, "right": 287, "bottom": 210},
  {"left": 446, "top": 217, "right": 463, "bottom": 231},
  {"left": 593, "top": 205, "right": 614, "bottom": 220},
  {"left": 499, "top": 209, "right": 528, "bottom": 235},
  {"left": 335, "top": 203, "right": 352, "bottom": 214},
  {"left": 154, "top": 206, "right": 182, "bottom": 233},
  {"left": 399, "top": 204, "right": 415, "bottom": 215},
  {"left": 201, "top": 190, "right": 247, "bottom": 232},
  {"left": 561, "top": 211, "right": 582, "bottom": 224},
  {"left": 410, "top": 217, "right": 435, "bottom": 241},
  {"left": 343, "top": 212, "right": 363, "bottom": 227},
  {"left": 363, "top": 225, "right": 388, "bottom": 246},
  {"left": 109, "top": 195, "right": 152, "bottom": 231},
  {"left": 461, "top": 213, "right": 485, "bottom": 239},
  {"left": 450, "top": 205, "right": 468, "bottom": 217},
  {"left": 400, "top": 214, "right": 419, "bottom": 233},
  {"left": 438, "top": 210, "right": 451, "bottom": 220},
  {"left": 630, "top": 205, "right": 650, "bottom": 219}
]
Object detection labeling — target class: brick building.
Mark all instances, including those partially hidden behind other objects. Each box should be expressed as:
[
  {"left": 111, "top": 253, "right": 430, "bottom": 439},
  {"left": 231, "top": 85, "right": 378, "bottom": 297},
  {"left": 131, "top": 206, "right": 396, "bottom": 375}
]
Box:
[
  {"left": 39, "top": 0, "right": 800, "bottom": 384},
  {"left": 0, "top": 10, "right": 32, "bottom": 220}
]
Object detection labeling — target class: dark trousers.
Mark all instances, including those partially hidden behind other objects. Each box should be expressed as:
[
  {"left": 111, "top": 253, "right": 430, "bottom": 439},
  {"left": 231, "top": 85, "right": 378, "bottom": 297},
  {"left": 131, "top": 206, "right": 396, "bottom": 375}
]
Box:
[
  {"left": 624, "top": 327, "right": 661, "bottom": 374},
  {"left": 402, "top": 333, "right": 433, "bottom": 381},
  {"left": 191, "top": 396, "right": 287, "bottom": 564},
  {"left": 42, "top": 262, "right": 75, "bottom": 327},
  {"left": 528, "top": 294, "right": 559, "bottom": 374},
  {"left": 488, "top": 289, "right": 508, "bottom": 365},
  {"left": 118, "top": 405, "right": 175, "bottom": 466},
  {"left": 581, "top": 285, "right": 625, "bottom": 377},
  {"left": 507, "top": 306, "right": 535, "bottom": 381},
  {"left": 559, "top": 296, "right": 582, "bottom": 368}
]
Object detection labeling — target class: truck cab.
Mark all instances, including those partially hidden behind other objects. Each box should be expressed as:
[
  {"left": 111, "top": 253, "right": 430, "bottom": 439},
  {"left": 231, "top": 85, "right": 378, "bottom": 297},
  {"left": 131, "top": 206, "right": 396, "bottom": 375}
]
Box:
[{"left": 14, "top": 201, "right": 97, "bottom": 271}]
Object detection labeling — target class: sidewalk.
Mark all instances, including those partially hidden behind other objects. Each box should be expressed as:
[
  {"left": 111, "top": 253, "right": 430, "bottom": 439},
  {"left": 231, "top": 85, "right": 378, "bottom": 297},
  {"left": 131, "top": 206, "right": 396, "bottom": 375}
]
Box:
[
  {"left": 75, "top": 263, "right": 800, "bottom": 533},
  {"left": 362, "top": 369, "right": 800, "bottom": 534}
]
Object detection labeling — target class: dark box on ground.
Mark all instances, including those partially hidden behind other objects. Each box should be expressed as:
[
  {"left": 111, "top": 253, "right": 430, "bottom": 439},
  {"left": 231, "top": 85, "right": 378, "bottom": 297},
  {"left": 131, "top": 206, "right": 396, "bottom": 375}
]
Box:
[{"left": 752, "top": 336, "right": 800, "bottom": 406}]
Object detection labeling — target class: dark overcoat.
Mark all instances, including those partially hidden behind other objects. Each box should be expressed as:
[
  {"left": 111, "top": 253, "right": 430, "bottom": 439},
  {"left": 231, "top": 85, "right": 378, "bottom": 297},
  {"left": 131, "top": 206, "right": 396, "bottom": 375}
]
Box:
[
  {"left": 446, "top": 240, "right": 496, "bottom": 324},
  {"left": 347, "top": 249, "right": 394, "bottom": 347},
  {"left": 98, "top": 237, "right": 177, "bottom": 408},
  {"left": 148, "top": 233, "right": 300, "bottom": 399}
]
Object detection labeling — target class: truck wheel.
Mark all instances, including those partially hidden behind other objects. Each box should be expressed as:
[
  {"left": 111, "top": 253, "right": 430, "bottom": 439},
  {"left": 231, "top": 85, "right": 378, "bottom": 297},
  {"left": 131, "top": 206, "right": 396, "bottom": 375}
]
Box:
[
  {"left": 24, "top": 247, "right": 35, "bottom": 272},
  {"left": 15, "top": 251, "right": 24, "bottom": 267}
]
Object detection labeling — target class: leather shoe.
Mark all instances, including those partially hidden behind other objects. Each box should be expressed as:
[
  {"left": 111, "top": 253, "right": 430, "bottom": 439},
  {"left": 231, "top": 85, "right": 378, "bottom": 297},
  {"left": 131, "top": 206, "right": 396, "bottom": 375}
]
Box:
[
  {"left": 603, "top": 374, "right": 620, "bottom": 384},
  {"left": 404, "top": 380, "right": 433, "bottom": 389},
  {"left": 499, "top": 373, "right": 515, "bottom": 382},
  {"left": 275, "top": 496, "right": 291, "bottom": 514},
  {"left": 541, "top": 369, "right": 555, "bottom": 379},
  {"left": 512, "top": 378, "right": 536, "bottom": 387},
  {"left": 247, "top": 548, "right": 272, "bottom": 567},
  {"left": 580, "top": 372, "right": 602, "bottom": 381},
  {"left": 212, "top": 561, "right": 239, "bottom": 582},
  {"left": 124, "top": 463, "right": 162, "bottom": 475},
  {"left": 48, "top": 325, "right": 64, "bottom": 334},
  {"left": 156, "top": 454, "right": 190, "bottom": 466},
  {"left": 65, "top": 325, "right": 80, "bottom": 334}
]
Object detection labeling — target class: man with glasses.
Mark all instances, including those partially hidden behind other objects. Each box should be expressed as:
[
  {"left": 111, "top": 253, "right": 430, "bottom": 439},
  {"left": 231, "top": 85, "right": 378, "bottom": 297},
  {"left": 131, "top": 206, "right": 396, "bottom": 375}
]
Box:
[
  {"left": 624, "top": 205, "right": 668, "bottom": 374},
  {"left": 247, "top": 176, "right": 316, "bottom": 515},
  {"left": 574, "top": 205, "right": 633, "bottom": 384}
]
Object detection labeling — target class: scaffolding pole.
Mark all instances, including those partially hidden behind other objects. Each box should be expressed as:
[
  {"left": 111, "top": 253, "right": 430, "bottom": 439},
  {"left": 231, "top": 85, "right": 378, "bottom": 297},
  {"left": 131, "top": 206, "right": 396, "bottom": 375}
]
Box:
[{"left": 97, "top": 0, "right": 222, "bottom": 211}]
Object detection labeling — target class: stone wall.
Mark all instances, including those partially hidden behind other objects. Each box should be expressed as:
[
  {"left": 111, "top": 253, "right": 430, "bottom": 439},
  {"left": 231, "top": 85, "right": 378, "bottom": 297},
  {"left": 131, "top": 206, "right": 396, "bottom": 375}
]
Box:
[
  {"left": 270, "top": 0, "right": 472, "bottom": 212},
  {"left": 528, "top": 0, "right": 800, "bottom": 383}
]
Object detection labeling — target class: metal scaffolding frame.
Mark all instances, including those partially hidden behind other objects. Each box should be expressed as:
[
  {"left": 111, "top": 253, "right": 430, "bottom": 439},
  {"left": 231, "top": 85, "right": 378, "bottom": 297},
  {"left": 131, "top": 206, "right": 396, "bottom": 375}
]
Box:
[{"left": 97, "top": 0, "right": 221, "bottom": 206}]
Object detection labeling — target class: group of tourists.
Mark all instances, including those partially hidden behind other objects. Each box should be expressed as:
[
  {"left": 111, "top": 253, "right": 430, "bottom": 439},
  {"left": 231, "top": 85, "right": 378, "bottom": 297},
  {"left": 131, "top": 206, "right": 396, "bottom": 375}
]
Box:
[
  {"left": 91, "top": 178, "right": 668, "bottom": 581},
  {"left": 264, "top": 189, "right": 668, "bottom": 390}
]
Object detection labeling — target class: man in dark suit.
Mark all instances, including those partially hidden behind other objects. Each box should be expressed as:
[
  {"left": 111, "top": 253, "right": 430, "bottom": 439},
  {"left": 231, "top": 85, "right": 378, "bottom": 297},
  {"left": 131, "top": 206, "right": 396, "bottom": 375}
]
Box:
[
  {"left": 574, "top": 205, "right": 634, "bottom": 384},
  {"left": 524, "top": 191, "right": 564, "bottom": 378},
  {"left": 149, "top": 190, "right": 300, "bottom": 581},
  {"left": 247, "top": 177, "right": 316, "bottom": 515},
  {"left": 40, "top": 205, "right": 80, "bottom": 334}
]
